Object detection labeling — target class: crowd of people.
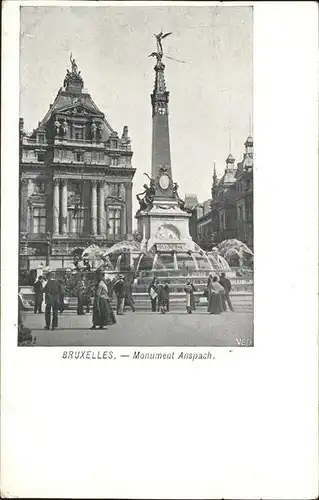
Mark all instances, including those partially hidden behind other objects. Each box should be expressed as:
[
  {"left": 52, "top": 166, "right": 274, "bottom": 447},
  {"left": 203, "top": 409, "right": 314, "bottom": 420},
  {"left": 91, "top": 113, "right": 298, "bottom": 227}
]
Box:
[
  {"left": 20, "top": 270, "right": 234, "bottom": 335},
  {"left": 147, "top": 272, "right": 234, "bottom": 315},
  {"left": 25, "top": 269, "right": 137, "bottom": 331},
  {"left": 206, "top": 273, "right": 234, "bottom": 314}
]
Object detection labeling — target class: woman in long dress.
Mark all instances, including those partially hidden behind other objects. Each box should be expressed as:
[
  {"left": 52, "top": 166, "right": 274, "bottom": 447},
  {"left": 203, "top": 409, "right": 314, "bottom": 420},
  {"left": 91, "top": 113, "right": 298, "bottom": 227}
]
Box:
[
  {"left": 91, "top": 270, "right": 116, "bottom": 329},
  {"left": 148, "top": 277, "right": 158, "bottom": 312},
  {"left": 184, "top": 279, "right": 196, "bottom": 314},
  {"left": 208, "top": 276, "right": 225, "bottom": 314}
]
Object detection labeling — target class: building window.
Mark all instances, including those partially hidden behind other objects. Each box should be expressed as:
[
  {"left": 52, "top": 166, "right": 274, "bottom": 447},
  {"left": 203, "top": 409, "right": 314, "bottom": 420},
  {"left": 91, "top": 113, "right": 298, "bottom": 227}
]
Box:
[
  {"left": 110, "top": 183, "right": 120, "bottom": 197},
  {"left": 69, "top": 209, "right": 84, "bottom": 234},
  {"left": 37, "top": 152, "right": 45, "bottom": 162},
  {"left": 111, "top": 140, "right": 118, "bottom": 149},
  {"left": 110, "top": 157, "right": 118, "bottom": 166},
  {"left": 238, "top": 206, "right": 243, "bottom": 221},
  {"left": 108, "top": 208, "right": 121, "bottom": 236},
  {"left": 74, "top": 128, "right": 84, "bottom": 140},
  {"left": 246, "top": 198, "right": 253, "bottom": 221},
  {"left": 37, "top": 134, "right": 45, "bottom": 143},
  {"left": 76, "top": 152, "right": 84, "bottom": 162},
  {"left": 33, "top": 207, "right": 47, "bottom": 234}
]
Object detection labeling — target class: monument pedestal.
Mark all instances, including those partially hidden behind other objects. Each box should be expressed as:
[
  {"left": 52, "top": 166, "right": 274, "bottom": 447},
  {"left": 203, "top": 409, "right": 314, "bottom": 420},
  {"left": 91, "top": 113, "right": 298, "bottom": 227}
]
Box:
[{"left": 137, "top": 199, "right": 195, "bottom": 255}]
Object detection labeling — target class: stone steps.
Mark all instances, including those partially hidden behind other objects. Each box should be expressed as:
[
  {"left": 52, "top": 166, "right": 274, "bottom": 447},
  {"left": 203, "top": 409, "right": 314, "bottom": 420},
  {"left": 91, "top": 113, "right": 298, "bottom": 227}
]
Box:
[{"left": 65, "top": 293, "right": 253, "bottom": 313}]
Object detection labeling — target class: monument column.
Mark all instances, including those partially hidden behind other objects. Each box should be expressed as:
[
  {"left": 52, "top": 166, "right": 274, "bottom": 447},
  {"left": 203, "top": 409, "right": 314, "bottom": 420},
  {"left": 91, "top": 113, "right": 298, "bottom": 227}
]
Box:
[
  {"left": 98, "top": 181, "right": 105, "bottom": 235},
  {"left": 71, "top": 213, "right": 77, "bottom": 234},
  {"left": 91, "top": 180, "right": 98, "bottom": 235},
  {"left": 53, "top": 178, "right": 60, "bottom": 235},
  {"left": 126, "top": 182, "right": 133, "bottom": 235},
  {"left": 120, "top": 183, "right": 126, "bottom": 236},
  {"left": 61, "top": 179, "right": 68, "bottom": 235},
  {"left": 27, "top": 178, "right": 34, "bottom": 197},
  {"left": 150, "top": 47, "right": 174, "bottom": 200},
  {"left": 104, "top": 182, "right": 109, "bottom": 237}
]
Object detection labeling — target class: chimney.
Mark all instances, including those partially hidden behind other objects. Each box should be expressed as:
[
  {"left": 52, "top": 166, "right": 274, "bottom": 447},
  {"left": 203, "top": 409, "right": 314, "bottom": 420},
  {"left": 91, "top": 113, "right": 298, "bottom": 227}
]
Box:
[{"left": 122, "top": 125, "right": 128, "bottom": 139}]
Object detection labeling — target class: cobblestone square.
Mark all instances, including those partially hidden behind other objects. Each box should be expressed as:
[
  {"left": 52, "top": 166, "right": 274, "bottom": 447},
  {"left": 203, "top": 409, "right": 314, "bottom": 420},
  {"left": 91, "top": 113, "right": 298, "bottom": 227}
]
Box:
[{"left": 21, "top": 309, "right": 253, "bottom": 347}]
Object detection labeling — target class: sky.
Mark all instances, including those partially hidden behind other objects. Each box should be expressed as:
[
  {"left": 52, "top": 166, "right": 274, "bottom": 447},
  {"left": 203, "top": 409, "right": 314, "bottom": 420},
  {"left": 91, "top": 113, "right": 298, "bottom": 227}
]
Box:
[{"left": 20, "top": 5, "right": 253, "bottom": 218}]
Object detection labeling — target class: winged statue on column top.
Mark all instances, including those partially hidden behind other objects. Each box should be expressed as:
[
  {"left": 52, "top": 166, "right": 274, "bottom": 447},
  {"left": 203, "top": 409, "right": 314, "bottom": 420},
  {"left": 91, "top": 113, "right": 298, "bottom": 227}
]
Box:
[{"left": 149, "top": 31, "right": 172, "bottom": 60}]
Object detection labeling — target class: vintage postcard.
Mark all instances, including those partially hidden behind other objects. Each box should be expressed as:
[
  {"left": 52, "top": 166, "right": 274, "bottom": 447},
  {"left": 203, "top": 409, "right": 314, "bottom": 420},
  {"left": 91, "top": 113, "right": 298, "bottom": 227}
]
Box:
[
  {"left": 1, "top": 1, "right": 318, "bottom": 499},
  {"left": 18, "top": 4, "right": 253, "bottom": 348}
]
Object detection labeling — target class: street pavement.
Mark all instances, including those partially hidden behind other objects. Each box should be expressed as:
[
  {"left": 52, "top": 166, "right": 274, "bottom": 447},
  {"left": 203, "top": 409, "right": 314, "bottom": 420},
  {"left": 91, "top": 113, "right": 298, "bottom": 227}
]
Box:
[{"left": 21, "top": 308, "right": 253, "bottom": 347}]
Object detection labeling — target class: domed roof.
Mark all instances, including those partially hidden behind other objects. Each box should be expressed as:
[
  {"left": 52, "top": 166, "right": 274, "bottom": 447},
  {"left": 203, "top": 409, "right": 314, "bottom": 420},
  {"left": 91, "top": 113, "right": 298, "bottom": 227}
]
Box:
[
  {"left": 226, "top": 153, "right": 235, "bottom": 162},
  {"left": 245, "top": 135, "right": 253, "bottom": 144}
]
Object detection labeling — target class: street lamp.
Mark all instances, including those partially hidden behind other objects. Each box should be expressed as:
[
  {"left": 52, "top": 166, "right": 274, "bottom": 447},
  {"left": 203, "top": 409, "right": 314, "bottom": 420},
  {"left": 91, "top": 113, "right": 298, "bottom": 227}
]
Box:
[
  {"left": 20, "top": 232, "right": 29, "bottom": 283},
  {"left": 45, "top": 231, "right": 52, "bottom": 266}
]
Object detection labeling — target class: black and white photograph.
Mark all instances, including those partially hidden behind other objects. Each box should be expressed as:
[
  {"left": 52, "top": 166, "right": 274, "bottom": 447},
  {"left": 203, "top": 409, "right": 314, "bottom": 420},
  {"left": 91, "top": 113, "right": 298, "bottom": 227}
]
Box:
[
  {"left": 18, "top": 4, "right": 253, "bottom": 347},
  {"left": 2, "top": 1, "right": 318, "bottom": 499}
]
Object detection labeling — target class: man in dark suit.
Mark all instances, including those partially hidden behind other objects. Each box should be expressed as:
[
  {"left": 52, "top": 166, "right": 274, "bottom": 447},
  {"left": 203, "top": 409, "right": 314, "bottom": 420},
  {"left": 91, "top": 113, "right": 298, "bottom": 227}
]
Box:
[
  {"left": 219, "top": 272, "right": 234, "bottom": 312},
  {"left": 163, "top": 281, "right": 170, "bottom": 312},
  {"left": 124, "top": 275, "right": 135, "bottom": 312},
  {"left": 43, "top": 271, "right": 62, "bottom": 330},
  {"left": 33, "top": 276, "right": 44, "bottom": 313},
  {"left": 113, "top": 274, "right": 125, "bottom": 315}
]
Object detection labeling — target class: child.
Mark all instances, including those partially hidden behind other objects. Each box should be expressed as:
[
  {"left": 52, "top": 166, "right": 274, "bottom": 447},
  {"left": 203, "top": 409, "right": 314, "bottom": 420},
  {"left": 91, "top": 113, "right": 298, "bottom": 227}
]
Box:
[{"left": 157, "top": 284, "right": 167, "bottom": 314}]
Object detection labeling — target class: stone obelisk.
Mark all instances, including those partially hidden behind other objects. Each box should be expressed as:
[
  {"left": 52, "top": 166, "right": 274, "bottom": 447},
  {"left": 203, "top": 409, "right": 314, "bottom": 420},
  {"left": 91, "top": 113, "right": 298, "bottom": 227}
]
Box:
[
  {"left": 136, "top": 32, "right": 195, "bottom": 254},
  {"left": 150, "top": 40, "right": 174, "bottom": 199}
]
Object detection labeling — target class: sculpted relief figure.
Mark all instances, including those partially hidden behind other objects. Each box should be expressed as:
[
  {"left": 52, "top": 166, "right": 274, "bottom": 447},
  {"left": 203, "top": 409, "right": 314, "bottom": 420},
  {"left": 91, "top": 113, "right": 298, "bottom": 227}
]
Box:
[
  {"left": 61, "top": 120, "right": 68, "bottom": 136},
  {"left": 136, "top": 173, "right": 156, "bottom": 210},
  {"left": 63, "top": 69, "right": 71, "bottom": 88},
  {"left": 156, "top": 224, "right": 180, "bottom": 241},
  {"left": 173, "top": 182, "right": 183, "bottom": 202},
  {"left": 54, "top": 119, "right": 60, "bottom": 136},
  {"left": 91, "top": 122, "right": 97, "bottom": 140},
  {"left": 96, "top": 123, "right": 103, "bottom": 140},
  {"left": 136, "top": 184, "right": 154, "bottom": 210},
  {"left": 144, "top": 173, "right": 156, "bottom": 190}
]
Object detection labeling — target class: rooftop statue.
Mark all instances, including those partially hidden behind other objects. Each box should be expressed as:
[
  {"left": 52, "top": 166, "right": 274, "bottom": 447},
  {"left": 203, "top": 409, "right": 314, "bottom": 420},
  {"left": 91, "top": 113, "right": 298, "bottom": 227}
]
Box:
[
  {"left": 63, "top": 69, "right": 71, "bottom": 88},
  {"left": 63, "top": 54, "right": 84, "bottom": 89},
  {"left": 70, "top": 53, "right": 79, "bottom": 75}
]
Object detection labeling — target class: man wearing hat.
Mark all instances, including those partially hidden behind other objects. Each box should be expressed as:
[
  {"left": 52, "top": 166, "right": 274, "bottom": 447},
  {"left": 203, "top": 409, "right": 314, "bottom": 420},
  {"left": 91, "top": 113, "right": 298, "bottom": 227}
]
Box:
[
  {"left": 42, "top": 270, "right": 62, "bottom": 330},
  {"left": 113, "top": 274, "right": 125, "bottom": 315},
  {"left": 33, "top": 275, "right": 44, "bottom": 313},
  {"left": 219, "top": 272, "right": 234, "bottom": 312},
  {"left": 124, "top": 274, "right": 135, "bottom": 313}
]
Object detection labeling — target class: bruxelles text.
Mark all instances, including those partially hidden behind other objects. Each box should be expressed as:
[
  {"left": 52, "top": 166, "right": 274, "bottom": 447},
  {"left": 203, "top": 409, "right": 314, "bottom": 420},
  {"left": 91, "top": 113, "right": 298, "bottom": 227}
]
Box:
[{"left": 61, "top": 350, "right": 213, "bottom": 361}]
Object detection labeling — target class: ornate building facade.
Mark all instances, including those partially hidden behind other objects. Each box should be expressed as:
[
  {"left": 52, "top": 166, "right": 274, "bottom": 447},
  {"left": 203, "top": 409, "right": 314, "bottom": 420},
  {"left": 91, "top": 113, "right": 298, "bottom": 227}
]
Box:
[
  {"left": 196, "top": 136, "right": 254, "bottom": 250},
  {"left": 196, "top": 199, "right": 214, "bottom": 251},
  {"left": 19, "top": 57, "right": 135, "bottom": 274}
]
